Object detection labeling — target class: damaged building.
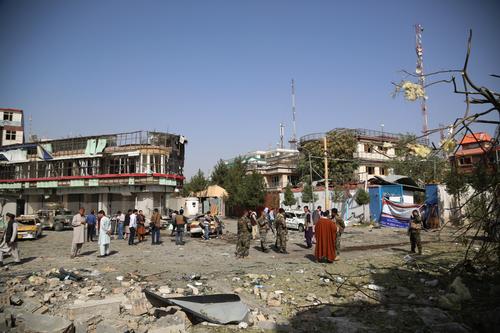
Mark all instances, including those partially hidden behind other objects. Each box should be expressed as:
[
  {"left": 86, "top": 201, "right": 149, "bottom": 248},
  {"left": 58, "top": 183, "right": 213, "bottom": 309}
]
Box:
[{"left": 0, "top": 127, "right": 187, "bottom": 218}]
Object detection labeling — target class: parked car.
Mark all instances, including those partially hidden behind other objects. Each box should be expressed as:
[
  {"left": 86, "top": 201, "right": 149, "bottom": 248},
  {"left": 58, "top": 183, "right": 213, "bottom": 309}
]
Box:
[
  {"left": 284, "top": 211, "right": 305, "bottom": 232},
  {"left": 16, "top": 215, "right": 43, "bottom": 240},
  {"left": 36, "top": 208, "right": 74, "bottom": 231}
]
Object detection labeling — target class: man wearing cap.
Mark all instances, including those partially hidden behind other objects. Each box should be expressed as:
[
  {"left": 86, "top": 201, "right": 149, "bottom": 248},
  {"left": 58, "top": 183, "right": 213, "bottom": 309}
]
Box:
[
  {"left": 0, "top": 213, "right": 21, "bottom": 266},
  {"left": 71, "top": 208, "right": 87, "bottom": 258}
]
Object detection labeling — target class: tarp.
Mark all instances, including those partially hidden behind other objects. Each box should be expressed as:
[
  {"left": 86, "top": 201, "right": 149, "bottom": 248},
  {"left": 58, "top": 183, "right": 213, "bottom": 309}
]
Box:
[
  {"left": 380, "top": 199, "right": 422, "bottom": 228},
  {"left": 195, "top": 185, "right": 228, "bottom": 198},
  {"left": 84, "top": 139, "right": 97, "bottom": 155},
  {"left": 37, "top": 145, "right": 53, "bottom": 160}
]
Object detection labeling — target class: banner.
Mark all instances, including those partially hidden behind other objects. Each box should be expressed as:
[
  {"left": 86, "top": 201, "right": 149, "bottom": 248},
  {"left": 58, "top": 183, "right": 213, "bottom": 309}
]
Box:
[{"left": 380, "top": 199, "right": 422, "bottom": 228}]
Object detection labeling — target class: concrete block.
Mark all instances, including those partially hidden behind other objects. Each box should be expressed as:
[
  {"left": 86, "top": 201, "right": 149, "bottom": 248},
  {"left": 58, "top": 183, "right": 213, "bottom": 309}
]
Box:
[
  {"left": 16, "top": 313, "right": 74, "bottom": 333},
  {"left": 149, "top": 314, "right": 186, "bottom": 333},
  {"left": 66, "top": 297, "right": 122, "bottom": 320}
]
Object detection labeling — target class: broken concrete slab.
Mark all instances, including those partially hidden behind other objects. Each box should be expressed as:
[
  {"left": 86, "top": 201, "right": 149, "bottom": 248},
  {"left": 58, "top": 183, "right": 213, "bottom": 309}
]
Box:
[
  {"left": 414, "top": 307, "right": 451, "bottom": 327},
  {"left": 129, "top": 298, "right": 150, "bottom": 316},
  {"left": 149, "top": 314, "right": 186, "bottom": 333},
  {"left": 96, "top": 319, "right": 129, "bottom": 333},
  {"left": 66, "top": 296, "right": 123, "bottom": 320},
  {"left": 16, "top": 313, "right": 74, "bottom": 333}
]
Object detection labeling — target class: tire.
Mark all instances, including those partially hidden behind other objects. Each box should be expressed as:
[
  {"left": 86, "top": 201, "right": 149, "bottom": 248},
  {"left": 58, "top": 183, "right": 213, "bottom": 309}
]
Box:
[
  {"left": 54, "top": 223, "right": 64, "bottom": 232},
  {"left": 298, "top": 224, "right": 304, "bottom": 232}
]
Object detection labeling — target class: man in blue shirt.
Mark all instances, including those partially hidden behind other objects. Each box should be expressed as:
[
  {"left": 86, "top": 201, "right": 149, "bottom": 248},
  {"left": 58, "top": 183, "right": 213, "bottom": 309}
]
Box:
[{"left": 86, "top": 210, "right": 97, "bottom": 242}]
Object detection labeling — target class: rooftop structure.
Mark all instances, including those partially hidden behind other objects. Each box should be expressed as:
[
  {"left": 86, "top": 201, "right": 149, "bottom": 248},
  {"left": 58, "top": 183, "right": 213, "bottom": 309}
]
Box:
[
  {"left": 0, "top": 108, "right": 24, "bottom": 147},
  {"left": 0, "top": 130, "right": 187, "bottom": 217},
  {"left": 452, "top": 132, "right": 499, "bottom": 174}
]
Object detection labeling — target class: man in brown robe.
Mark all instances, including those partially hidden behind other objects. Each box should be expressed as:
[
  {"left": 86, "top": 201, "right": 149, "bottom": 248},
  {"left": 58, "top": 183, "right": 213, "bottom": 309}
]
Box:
[{"left": 314, "top": 210, "right": 337, "bottom": 263}]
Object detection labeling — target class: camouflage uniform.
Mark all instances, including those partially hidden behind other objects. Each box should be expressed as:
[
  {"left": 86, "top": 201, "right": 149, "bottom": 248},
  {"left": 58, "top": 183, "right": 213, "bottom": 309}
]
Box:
[
  {"left": 275, "top": 213, "right": 288, "bottom": 253},
  {"left": 236, "top": 216, "right": 252, "bottom": 258},
  {"left": 257, "top": 215, "right": 270, "bottom": 252},
  {"left": 333, "top": 215, "right": 346, "bottom": 256},
  {"left": 409, "top": 215, "right": 422, "bottom": 254}
]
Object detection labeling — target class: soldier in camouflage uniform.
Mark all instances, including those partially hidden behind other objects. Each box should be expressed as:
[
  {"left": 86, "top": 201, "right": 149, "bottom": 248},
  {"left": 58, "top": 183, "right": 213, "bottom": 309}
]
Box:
[
  {"left": 275, "top": 208, "right": 288, "bottom": 254},
  {"left": 409, "top": 209, "right": 423, "bottom": 255},
  {"left": 235, "top": 210, "right": 252, "bottom": 258},
  {"left": 257, "top": 210, "right": 270, "bottom": 252}
]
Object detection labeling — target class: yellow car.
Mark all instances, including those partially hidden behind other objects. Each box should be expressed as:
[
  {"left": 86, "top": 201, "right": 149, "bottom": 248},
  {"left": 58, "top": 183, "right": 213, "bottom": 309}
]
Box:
[{"left": 16, "top": 215, "right": 43, "bottom": 240}]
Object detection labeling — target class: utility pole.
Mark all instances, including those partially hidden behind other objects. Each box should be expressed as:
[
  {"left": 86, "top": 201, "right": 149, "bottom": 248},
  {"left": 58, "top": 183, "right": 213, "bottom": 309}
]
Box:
[
  {"left": 309, "top": 153, "right": 314, "bottom": 208},
  {"left": 415, "top": 24, "right": 429, "bottom": 141},
  {"left": 288, "top": 79, "right": 297, "bottom": 150},
  {"left": 279, "top": 123, "right": 285, "bottom": 149},
  {"left": 323, "top": 136, "right": 330, "bottom": 210}
]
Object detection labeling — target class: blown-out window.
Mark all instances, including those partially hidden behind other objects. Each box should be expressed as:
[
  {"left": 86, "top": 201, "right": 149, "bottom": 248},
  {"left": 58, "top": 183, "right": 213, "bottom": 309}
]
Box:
[{"left": 5, "top": 130, "right": 16, "bottom": 140}]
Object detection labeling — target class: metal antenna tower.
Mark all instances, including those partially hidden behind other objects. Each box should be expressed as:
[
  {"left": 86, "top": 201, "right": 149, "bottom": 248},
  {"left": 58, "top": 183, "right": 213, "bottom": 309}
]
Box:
[
  {"left": 288, "top": 79, "right": 297, "bottom": 149},
  {"left": 415, "top": 24, "right": 429, "bottom": 140}
]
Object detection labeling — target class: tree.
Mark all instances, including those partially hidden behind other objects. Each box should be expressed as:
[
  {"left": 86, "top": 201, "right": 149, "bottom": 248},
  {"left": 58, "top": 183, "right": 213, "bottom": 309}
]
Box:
[
  {"left": 210, "top": 159, "right": 229, "bottom": 187},
  {"left": 283, "top": 184, "right": 297, "bottom": 208},
  {"left": 181, "top": 169, "right": 208, "bottom": 196},
  {"left": 301, "top": 181, "right": 317, "bottom": 205},
  {"left": 298, "top": 130, "right": 358, "bottom": 185},
  {"left": 386, "top": 134, "right": 449, "bottom": 185},
  {"left": 354, "top": 188, "right": 370, "bottom": 223}
]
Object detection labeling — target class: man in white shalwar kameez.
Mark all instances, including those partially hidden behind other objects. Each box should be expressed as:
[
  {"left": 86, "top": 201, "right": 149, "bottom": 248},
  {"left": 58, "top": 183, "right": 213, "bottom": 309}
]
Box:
[
  {"left": 97, "top": 210, "right": 111, "bottom": 257},
  {"left": 0, "top": 213, "right": 21, "bottom": 266},
  {"left": 71, "top": 208, "right": 86, "bottom": 258}
]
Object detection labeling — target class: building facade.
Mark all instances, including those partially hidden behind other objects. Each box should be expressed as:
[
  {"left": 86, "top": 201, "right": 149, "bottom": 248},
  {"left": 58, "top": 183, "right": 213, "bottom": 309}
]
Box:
[
  {"left": 451, "top": 132, "right": 499, "bottom": 174},
  {"left": 224, "top": 148, "right": 299, "bottom": 191},
  {"left": 0, "top": 131, "right": 186, "bottom": 218},
  {"left": 300, "top": 128, "right": 428, "bottom": 182},
  {"left": 0, "top": 108, "right": 24, "bottom": 146}
]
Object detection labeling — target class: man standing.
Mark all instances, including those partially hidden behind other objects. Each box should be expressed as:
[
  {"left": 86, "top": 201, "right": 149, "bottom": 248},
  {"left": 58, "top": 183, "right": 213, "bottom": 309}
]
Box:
[
  {"left": 304, "top": 206, "right": 313, "bottom": 248},
  {"left": 151, "top": 208, "right": 161, "bottom": 245},
  {"left": 331, "top": 208, "right": 345, "bottom": 257},
  {"left": 314, "top": 210, "right": 337, "bottom": 263},
  {"left": 250, "top": 210, "right": 258, "bottom": 240},
  {"left": 275, "top": 208, "right": 288, "bottom": 254},
  {"left": 409, "top": 210, "right": 423, "bottom": 255},
  {"left": 116, "top": 211, "right": 125, "bottom": 240},
  {"left": 235, "top": 210, "right": 252, "bottom": 258},
  {"left": 312, "top": 206, "right": 322, "bottom": 243},
  {"left": 0, "top": 213, "right": 21, "bottom": 266},
  {"left": 71, "top": 208, "right": 86, "bottom": 258},
  {"left": 175, "top": 211, "right": 186, "bottom": 245},
  {"left": 128, "top": 209, "right": 137, "bottom": 245},
  {"left": 202, "top": 212, "right": 211, "bottom": 241},
  {"left": 257, "top": 210, "right": 270, "bottom": 252},
  {"left": 86, "top": 210, "right": 97, "bottom": 242},
  {"left": 124, "top": 209, "right": 131, "bottom": 240},
  {"left": 97, "top": 210, "right": 111, "bottom": 257}
]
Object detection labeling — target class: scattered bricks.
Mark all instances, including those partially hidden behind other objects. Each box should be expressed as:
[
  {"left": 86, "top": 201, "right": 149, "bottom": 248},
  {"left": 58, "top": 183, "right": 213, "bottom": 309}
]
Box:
[
  {"left": 267, "top": 293, "right": 281, "bottom": 307},
  {"left": 233, "top": 288, "right": 243, "bottom": 294},
  {"left": 74, "top": 314, "right": 102, "bottom": 333},
  {"left": 112, "top": 287, "right": 125, "bottom": 294},
  {"left": 259, "top": 291, "right": 268, "bottom": 301},
  {"left": 186, "top": 284, "right": 199, "bottom": 296},
  {"left": 66, "top": 297, "right": 122, "bottom": 321},
  {"left": 24, "top": 290, "right": 36, "bottom": 298},
  {"left": 16, "top": 313, "right": 74, "bottom": 333},
  {"left": 121, "top": 281, "right": 131, "bottom": 288},
  {"left": 95, "top": 319, "right": 128, "bottom": 333},
  {"left": 149, "top": 314, "right": 186, "bottom": 333},
  {"left": 175, "top": 288, "right": 185, "bottom": 294},
  {"left": 33, "top": 305, "right": 49, "bottom": 315}
]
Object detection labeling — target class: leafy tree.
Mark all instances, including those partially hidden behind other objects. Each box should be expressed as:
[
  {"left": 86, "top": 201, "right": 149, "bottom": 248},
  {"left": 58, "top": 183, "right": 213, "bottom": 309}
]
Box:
[
  {"left": 298, "top": 130, "right": 358, "bottom": 185},
  {"left": 283, "top": 183, "right": 297, "bottom": 207},
  {"left": 386, "top": 134, "right": 449, "bottom": 185},
  {"left": 354, "top": 188, "right": 370, "bottom": 222}
]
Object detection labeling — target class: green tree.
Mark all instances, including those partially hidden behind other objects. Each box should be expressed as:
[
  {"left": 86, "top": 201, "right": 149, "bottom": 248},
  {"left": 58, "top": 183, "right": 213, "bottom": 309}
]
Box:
[
  {"left": 283, "top": 184, "right": 297, "bottom": 207},
  {"left": 354, "top": 188, "right": 370, "bottom": 223},
  {"left": 301, "top": 181, "right": 317, "bottom": 204},
  {"left": 386, "top": 134, "right": 448, "bottom": 184},
  {"left": 298, "top": 130, "right": 358, "bottom": 185},
  {"left": 181, "top": 169, "right": 208, "bottom": 196},
  {"left": 210, "top": 159, "right": 229, "bottom": 187}
]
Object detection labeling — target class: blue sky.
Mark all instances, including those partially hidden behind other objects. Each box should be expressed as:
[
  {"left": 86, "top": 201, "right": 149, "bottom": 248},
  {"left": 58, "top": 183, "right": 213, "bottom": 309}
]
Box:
[{"left": 1, "top": 0, "right": 498, "bottom": 178}]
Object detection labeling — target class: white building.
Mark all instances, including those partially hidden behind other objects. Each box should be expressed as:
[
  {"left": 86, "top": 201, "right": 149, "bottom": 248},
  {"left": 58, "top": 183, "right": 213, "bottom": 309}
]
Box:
[{"left": 0, "top": 108, "right": 24, "bottom": 146}]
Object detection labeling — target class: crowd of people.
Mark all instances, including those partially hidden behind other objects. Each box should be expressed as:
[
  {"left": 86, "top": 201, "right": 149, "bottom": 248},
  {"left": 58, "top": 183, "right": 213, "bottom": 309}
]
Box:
[
  {"left": 234, "top": 206, "right": 347, "bottom": 262},
  {"left": 0, "top": 205, "right": 424, "bottom": 266}
]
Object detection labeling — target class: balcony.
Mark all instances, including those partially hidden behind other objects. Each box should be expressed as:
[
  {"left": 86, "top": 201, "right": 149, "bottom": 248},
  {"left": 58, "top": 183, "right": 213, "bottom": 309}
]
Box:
[{"left": 353, "top": 151, "right": 394, "bottom": 161}]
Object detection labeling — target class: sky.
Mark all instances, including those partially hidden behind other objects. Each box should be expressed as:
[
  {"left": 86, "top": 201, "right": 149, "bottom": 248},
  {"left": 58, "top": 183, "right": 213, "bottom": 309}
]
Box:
[{"left": 1, "top": 0, "right": 499, "bottom": 178}]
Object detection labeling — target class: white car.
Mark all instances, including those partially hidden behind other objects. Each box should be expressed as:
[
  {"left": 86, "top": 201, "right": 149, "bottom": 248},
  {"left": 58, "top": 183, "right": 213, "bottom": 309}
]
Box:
[{"left": 284, "top": 212, "right": 305, "bottom": 232}]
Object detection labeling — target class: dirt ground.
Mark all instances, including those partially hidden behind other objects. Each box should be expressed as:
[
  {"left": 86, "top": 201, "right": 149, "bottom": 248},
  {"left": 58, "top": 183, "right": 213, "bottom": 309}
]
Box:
[{"left": 1, "top": 220, "right": 499, "bottom": 332}]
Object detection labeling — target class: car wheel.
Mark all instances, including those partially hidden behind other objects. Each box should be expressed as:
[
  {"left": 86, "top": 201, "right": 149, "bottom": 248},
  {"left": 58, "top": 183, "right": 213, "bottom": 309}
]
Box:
[
  {"left": 54, "top": 223, "right": 64, "bottom": 231},
  {"left": 298, "top": 224, "right": 304, "bottom": 232}
]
